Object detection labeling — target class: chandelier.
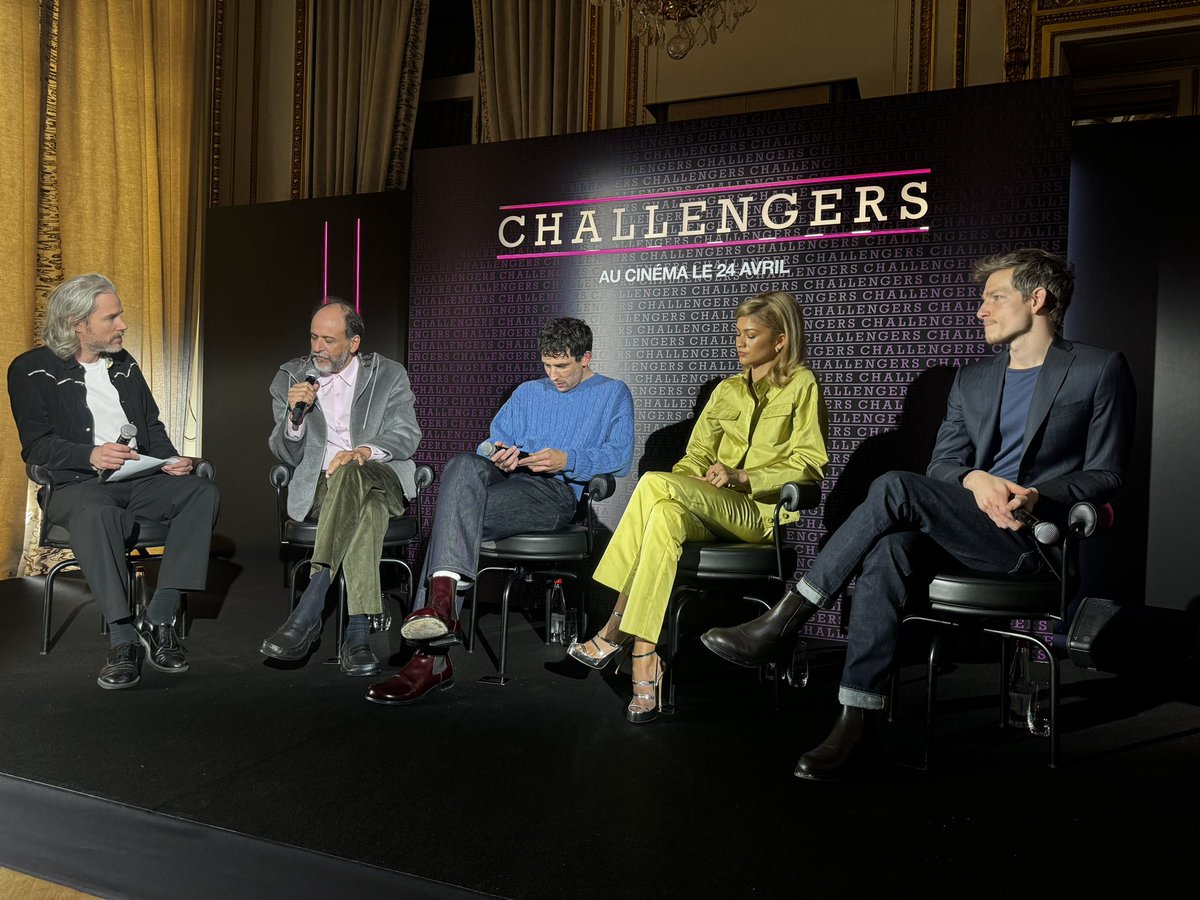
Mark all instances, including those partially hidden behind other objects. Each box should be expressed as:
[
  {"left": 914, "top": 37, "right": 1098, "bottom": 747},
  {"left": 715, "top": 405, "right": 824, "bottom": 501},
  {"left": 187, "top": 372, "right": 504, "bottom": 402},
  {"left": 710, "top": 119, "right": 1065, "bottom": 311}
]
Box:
[{"left": 592, "top": 0, "right": 758, "bottom": 60}]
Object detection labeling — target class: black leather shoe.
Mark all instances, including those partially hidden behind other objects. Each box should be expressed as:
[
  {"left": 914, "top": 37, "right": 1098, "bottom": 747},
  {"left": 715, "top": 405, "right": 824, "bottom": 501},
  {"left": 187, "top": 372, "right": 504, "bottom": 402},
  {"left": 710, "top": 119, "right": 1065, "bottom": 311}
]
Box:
[
  {"left": 137, "top": 618, "right": 189, "bottom": 673},
  {"left": 261, "top": 614, "right": 322, "bottom": 661},
  {"left": 339, "top": 642, "right": 381, "bottom": 677},
  {"left": 794, "top": 705, "right": 876, "bottom": 781},
  {"left": 97, "top": 642, "right": 142, "bottom": 690},
  {"left": 701, "top": 590, "right": 817, "bottom": 667}
]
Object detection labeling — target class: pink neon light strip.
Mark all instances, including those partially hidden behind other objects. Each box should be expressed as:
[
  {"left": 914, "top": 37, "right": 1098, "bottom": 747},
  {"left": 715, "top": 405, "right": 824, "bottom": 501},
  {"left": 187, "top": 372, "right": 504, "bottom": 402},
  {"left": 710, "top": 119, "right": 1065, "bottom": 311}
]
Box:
[
  {"left": 355, "top": 218, "right": 362, "bottom": 312},
  {"left": 496, "top": 226, "right": 931, "bottom": 261},
  {"left": 499, "top": 168, "right": 932, "bottom": 211},
  {"left": 322, "top": 221, "right": 329, "bottom": 303}
]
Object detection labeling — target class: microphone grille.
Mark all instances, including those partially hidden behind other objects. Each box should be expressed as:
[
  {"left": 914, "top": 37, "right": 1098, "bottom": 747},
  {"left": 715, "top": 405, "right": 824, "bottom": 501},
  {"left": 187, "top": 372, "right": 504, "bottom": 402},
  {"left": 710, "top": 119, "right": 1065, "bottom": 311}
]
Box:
[{"left": 119, "top": 423, "right": 137, "bottom": 440}]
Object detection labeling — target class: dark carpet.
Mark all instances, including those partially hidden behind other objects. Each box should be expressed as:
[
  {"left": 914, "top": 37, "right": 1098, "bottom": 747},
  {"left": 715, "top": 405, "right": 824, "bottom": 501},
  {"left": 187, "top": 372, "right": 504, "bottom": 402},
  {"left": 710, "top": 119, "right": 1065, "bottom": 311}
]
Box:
[{"left": 1, "top": 547, "right": 1198, "bottom": 898}]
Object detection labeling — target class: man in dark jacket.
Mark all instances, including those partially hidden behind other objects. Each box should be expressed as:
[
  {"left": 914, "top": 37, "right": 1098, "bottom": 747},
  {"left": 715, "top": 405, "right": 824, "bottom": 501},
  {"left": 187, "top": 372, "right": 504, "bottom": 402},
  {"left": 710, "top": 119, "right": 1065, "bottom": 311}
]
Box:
[
  {"left": 702, "top": 248, "right": 1136, "bottom": 780},
  {"left": 8, "top": 274, "right": 221, "bottom": 690}
]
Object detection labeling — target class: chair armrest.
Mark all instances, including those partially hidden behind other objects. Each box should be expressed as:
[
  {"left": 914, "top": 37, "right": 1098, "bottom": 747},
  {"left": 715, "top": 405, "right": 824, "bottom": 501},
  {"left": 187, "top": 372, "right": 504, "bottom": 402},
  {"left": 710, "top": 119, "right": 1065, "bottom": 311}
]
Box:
[
  {"left": 195, "top": 459, "right": 216, "bottom": 481},
  {"left": 779, "top": 481, "right": 822, "bottom": 513},
  {"left": 27, "top": 464, "right": 52, "bottom": 488},
  {"left": 586, "top": 473, "right": 617, "bottom": 503},
  {"left": 269, "top": 463, "right": 294, "bottom": 489},
  {"left": 1067, "top": 502, "right": 1113, "bottom": 540},
  {"left": 414, "top": 464, "right": 435, "bottom": 491}
]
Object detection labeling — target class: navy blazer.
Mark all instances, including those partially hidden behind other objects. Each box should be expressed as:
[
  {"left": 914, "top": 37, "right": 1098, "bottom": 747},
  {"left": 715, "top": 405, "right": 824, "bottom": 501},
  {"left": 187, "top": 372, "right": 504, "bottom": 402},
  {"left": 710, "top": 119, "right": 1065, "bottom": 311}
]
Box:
[{"left": 926, "top": 335, "right": 1136, "bottom": 520}]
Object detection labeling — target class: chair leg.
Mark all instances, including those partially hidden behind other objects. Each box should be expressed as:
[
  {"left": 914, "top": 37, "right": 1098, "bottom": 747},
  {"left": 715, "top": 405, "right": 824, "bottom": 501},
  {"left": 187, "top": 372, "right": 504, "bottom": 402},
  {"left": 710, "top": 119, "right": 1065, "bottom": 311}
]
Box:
[
  {"left": 999, "top": 638, "right": 1011, "bottom": 728},
  {"left": 41, "top": 569, "right": 57, "bottom": 655},
  {"left": 923, "top": 631, "right": 943, "bottom": 770},
  {"left": 662, "top": 587, "right": 691, "bottom": 716},
  {"left": 478, "top": 570, "right": 520, "bottom": 685},
  {"left": 1048, "top": 650, "right": 1060, "bottom": 768},
  {"left": 466, "top": 581, "right": 478, "bottom": 653},
  {"left": 178, "top": 592, "right": 189, "bottom": 639}
]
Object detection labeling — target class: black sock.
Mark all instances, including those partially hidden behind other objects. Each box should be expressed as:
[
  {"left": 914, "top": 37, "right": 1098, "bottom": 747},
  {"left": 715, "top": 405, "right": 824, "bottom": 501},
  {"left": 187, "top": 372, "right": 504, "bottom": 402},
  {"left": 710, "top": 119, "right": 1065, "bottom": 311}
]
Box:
[
  {"left": 291, "top": 567, "right": 332, "bottom": 625},
  {"left": 109, "top": 618, "right": 136, "bottom": 647},
  {"left": 344, "top": 615, "right": 370, "bottom": 646},
  {"left": 146, "top": 588, "right": 181, "bottom": 625}
]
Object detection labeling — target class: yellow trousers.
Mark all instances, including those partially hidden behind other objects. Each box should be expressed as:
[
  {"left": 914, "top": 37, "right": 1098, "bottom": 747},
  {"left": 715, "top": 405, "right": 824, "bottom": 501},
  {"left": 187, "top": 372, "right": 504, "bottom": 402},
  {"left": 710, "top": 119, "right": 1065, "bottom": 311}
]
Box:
[{"left": 592, "top": 472, "right": 773, "bottom": 641}]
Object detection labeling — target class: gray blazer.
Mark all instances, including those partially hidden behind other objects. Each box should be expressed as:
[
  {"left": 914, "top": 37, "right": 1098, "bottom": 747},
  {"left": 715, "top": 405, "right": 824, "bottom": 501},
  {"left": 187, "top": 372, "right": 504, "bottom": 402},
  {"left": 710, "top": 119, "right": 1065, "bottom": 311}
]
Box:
[
  {"left": 926, "top": 335, "right": 1136, "bottom": 521},
  {"left": 269, "top": 352, "right": 421, "bottom": 520}
]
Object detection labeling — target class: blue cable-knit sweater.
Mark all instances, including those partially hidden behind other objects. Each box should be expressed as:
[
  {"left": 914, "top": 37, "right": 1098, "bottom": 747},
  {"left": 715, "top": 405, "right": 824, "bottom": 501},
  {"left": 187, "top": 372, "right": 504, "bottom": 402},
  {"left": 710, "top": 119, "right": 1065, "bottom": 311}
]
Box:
[{"left": 489, "top": 373, "right": 634, "bottom": 498}]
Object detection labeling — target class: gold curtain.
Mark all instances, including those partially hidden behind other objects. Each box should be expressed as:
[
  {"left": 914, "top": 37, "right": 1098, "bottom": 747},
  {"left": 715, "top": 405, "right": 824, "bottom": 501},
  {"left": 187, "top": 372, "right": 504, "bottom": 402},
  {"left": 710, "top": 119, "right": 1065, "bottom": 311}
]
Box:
[
  {"left": 0, "top": 0, "right": 43, "bottom": 578},
  {"left": 1, "top": 0, "right": 207, "bottom": 578},
  {"left": 311, "top": 0, "right": 430, "bottom": 196},
  {"left": 474, "top": 0, "right": 588, "bottom": 142}
]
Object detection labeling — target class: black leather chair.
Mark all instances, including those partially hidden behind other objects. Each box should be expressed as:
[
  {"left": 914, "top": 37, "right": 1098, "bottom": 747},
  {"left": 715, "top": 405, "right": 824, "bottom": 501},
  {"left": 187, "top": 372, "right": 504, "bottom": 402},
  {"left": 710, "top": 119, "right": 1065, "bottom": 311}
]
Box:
[
  {"left": 465, "top": 473, "right": 617, "bottom": 685},
  {"left": 29, "top": 461, "right": 216, "bottom": 654},
  {"left": 270, "top": 463, "right": 434, "bottom": 649},
  {"left": 891, "top": 500, "right": 1111, "bottom": 768},
  {"left": 661, "top": 480, "right": 823, "bottom": 714}
]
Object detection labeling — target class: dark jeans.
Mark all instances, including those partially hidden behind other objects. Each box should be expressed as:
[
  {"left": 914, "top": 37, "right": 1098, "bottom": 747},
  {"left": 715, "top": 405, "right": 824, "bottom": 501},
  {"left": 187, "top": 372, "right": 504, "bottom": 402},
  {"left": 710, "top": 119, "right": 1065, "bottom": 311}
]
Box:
[
  {"left": 44, "top": 473, "right": 221, "bottom": 624},
  {"left": 413, "top": 453, "right": 577, "bottom": 615},
  {"left": 796, "top": 471, "right": 1042, "bottom": 709}
]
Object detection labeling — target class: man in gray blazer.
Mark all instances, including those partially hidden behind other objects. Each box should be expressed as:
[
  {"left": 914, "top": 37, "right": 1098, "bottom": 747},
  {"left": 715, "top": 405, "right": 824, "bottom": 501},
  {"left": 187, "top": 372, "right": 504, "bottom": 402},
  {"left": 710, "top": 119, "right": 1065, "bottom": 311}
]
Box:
[
  {"left": 702, "top": 248, "right": 1136, "bottom": 780},
  {"left": 261, "top": 300, "right": 421, "bottom": 676}
]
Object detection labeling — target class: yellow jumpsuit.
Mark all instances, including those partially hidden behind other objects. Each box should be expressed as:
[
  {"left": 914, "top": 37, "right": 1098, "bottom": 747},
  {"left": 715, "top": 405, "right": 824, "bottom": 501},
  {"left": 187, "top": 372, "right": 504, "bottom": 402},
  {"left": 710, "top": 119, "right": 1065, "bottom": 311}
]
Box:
[{"left": 593, "top": 368, "right": 828, "bottom": 641}]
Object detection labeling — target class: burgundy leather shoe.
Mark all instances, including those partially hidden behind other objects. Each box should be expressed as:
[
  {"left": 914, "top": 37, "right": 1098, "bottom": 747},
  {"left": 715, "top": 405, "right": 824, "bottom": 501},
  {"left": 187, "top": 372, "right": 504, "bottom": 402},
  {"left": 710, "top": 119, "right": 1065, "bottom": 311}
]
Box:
[
  {"left": 365, "top": 651, "right": 454, "bottom": 705},
  {"left": 400, "top": 575, "right": 459, "bottom": 641}
]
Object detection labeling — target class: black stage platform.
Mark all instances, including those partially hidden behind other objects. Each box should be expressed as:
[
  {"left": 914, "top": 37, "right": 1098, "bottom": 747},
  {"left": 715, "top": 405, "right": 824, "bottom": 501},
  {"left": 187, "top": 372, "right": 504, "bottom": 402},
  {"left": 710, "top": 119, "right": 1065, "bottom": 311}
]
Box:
[{"left": 2, "top": 548, "right": 1198, "bottom": 898}]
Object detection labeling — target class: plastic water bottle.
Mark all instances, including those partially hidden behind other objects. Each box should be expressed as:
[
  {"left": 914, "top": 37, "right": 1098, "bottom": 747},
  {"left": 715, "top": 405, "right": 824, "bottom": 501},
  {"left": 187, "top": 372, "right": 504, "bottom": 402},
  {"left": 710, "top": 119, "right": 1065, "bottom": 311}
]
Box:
[{"left": 549, "top": 579, "right": 567, "bottom": 645}]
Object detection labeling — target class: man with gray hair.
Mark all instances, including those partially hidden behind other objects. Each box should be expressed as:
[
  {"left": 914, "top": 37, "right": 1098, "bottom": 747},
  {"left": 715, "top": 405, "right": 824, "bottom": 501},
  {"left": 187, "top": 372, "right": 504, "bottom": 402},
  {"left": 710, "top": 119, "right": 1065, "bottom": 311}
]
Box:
[
  {"left": 259, "top": 299, "right": 421, "bottom": 677},
  {"left": 8, "top": 273, "right": 221, "bottom": 689}
]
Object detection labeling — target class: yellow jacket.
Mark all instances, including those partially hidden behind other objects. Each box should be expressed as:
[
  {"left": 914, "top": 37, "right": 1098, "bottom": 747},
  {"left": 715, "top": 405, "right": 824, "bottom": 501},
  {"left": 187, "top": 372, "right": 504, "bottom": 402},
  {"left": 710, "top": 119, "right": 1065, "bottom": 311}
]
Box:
[{"left": 672, "top": 367, "right": 827, "bottom": 525}]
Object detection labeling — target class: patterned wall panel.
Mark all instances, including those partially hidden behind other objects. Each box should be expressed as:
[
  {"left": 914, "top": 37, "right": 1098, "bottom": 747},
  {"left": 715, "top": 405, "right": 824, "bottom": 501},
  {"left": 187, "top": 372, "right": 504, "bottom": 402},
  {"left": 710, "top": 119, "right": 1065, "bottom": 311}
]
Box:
[{"left": 409, "top": 79, "right": 1071, "bottom": 639}]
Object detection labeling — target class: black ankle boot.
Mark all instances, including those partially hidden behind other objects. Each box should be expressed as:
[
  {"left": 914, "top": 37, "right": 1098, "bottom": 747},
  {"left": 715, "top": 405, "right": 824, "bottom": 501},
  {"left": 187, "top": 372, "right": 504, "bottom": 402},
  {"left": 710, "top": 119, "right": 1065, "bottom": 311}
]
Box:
[
  {"left": 700, "top": 590, "right": 817, "bottom": 667},
  {"left": 794, "top": 705, "right": 876, "bottom": 781}
]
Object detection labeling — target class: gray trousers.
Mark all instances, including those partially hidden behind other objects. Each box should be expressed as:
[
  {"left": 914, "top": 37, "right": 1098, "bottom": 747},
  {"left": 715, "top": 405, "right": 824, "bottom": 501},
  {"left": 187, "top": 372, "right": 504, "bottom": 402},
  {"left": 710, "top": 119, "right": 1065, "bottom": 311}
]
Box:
[
  {"left": 413, "top": 453, "right": 577, "bottom": 615},
  {"left": 45, "top": 473, "right": 221, "bottom": 623}
]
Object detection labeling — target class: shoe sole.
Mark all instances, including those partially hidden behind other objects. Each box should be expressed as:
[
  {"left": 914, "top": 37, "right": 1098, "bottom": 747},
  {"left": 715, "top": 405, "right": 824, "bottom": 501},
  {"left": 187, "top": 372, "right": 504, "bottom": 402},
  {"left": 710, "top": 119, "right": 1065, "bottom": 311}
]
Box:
[
  {"left": 340, "top": 663, "right": 382, "bottom": 677},
  {"left": 625, "top": 708, "right": 659, "bottom": 724},
  {"left": 566, "top": 643, "right": 613, "bottom": 670},
  {"left": 137, "top": 633, "right": 190, "bottom": 674},
  {"left": 400, "top": 618, "right": 450, "bottom": 641},
  {"left": 260, "top": 624, "right": 322, "bottom": 661},
  {"left": 699, "top": 632, "right": 765, "bottom": 669},
  {"left": 97, "top": 674, "right": 140, "bottom": 690},
  {"left": 364, "top": 679, "right": 454, "bottom": 706}
]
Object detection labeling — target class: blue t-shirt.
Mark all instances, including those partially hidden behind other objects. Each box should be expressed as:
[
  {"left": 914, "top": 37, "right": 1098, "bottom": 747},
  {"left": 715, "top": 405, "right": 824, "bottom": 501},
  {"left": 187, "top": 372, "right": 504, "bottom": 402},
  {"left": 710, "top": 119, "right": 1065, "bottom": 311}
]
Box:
[{"left": 987, "top": 365, "right": 1041, "bottom": 482}]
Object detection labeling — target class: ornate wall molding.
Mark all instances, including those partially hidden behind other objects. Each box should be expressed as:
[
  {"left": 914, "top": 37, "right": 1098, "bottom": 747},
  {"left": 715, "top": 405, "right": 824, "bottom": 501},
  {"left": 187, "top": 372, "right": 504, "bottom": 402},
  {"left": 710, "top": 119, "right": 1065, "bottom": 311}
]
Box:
[
  {"left": 918, "top": 0, "right": 935, "bottom": 91},
  {"left": 208, "top": 0, "right": 226, "bottom": 206},
  {"left": 624, "top": 12, "right": 641, "bottom": 127},
  {"left": 249, "top": 0, "right": 262, "bottom": 204},
  {"left": 585, "top": 2, "right": 600, "bottom": 131},
  {"left": 955, "top": 0, "right": 969, "bottom": 87},
  {"left": 290, "top": 0, "right": 308, "bottom": 199},
  {"left": 1006, "top": 0, "right": 1200, "bottom": 80}
]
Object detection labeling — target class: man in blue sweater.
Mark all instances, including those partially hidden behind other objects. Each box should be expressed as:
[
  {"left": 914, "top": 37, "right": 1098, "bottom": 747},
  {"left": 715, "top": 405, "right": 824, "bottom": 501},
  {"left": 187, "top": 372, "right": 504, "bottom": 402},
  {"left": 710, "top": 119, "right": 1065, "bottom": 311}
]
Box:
[{"left": 366, "top": 317, "right": 634, "bottom": 705}]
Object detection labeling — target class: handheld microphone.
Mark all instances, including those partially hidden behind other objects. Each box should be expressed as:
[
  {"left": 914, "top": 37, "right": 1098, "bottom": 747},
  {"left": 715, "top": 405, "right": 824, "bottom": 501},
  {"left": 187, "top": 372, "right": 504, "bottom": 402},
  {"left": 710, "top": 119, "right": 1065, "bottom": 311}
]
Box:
[
  {"left": 1013, "top": 508, "right": 1061, "bottom": 545},
  {"left": 290, "top": 369, "right": 320, "bottom": 426},
  {"left": 477, "top": 440, "right": 529, "bottom": 460},
  {"left": 99, "top": 423, "right": 137, "bottom": 482}
]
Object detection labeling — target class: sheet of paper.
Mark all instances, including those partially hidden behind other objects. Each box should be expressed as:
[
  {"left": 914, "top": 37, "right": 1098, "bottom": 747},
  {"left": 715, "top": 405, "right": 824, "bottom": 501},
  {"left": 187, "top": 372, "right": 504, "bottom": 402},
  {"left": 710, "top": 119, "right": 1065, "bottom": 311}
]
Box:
[{"left": 105, "top": 455, "right": 179, "bottom": 483}]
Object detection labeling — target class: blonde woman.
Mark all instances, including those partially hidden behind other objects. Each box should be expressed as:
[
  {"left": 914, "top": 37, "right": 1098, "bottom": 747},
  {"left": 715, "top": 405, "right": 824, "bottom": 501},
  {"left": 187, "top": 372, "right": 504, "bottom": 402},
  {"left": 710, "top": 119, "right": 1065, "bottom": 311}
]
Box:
[{"left": 569, "top": 291, "right": 828, "bottom": 722}]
